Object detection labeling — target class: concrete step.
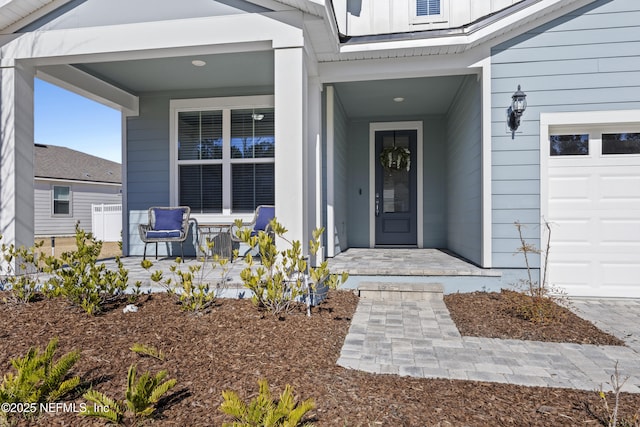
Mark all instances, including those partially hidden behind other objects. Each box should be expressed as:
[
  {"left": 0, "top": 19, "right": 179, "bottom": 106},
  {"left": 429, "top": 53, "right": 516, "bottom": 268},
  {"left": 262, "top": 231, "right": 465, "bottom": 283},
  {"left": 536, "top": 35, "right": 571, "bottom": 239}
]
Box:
[{"left": 358, "top": 282, "right": 443, "bottom": 301}]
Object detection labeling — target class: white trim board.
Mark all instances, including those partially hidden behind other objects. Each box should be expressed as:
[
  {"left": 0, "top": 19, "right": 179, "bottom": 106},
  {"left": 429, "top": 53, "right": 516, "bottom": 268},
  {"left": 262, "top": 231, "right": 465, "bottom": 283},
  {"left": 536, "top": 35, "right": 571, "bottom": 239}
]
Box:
[{"left": 369, "top": 121, "right": 424, "bottom": 248}]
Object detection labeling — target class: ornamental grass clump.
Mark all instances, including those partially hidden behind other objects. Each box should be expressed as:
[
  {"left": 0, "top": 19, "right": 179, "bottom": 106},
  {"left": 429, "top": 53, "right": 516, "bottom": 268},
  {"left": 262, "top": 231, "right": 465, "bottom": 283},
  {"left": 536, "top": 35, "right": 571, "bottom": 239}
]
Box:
[
  {"left": 220, "top": 379, "right": 315, "bottom": 427},
  {"left": 82, "top": 364, "right": 176, "bottom": 425},
  {"left": 234, "top": 218, "right": 347, "bottom": 316},
  {"left": 0, "top": 338, "right": 80, "bottom": 423}
]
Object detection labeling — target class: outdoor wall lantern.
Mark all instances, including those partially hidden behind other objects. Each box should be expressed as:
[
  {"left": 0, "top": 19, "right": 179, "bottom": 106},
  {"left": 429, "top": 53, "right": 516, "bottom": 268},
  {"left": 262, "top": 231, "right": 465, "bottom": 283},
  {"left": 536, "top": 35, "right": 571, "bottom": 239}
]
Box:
[{"left": 507, "top": 85, "right": 527, "bottom": 139}]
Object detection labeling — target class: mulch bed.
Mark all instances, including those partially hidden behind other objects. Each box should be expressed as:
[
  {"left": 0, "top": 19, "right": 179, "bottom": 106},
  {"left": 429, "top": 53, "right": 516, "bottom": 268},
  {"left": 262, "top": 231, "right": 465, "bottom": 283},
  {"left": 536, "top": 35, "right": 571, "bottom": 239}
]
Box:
[
  {"left": 444, "top": 290, "right": 625, "bottom": 346},
  {"left": 0, "top": 290, "right": 637, "bottom": 426}
]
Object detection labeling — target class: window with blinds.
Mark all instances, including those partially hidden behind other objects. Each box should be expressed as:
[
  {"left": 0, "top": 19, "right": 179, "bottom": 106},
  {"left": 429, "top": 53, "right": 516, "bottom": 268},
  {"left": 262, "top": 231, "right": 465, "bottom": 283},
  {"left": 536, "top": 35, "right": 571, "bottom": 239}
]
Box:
[
  {"left": 176, "top": 106, "right": 275, "bottom": 214},
  {"left": 416, "top": 0, "right": 440, "bottom": 16}
]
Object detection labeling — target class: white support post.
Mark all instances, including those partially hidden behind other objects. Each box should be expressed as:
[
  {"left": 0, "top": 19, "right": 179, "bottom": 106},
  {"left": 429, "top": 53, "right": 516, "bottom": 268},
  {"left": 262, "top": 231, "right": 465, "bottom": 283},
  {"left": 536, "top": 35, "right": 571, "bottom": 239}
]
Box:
[
  {"left": 274, "top": 47, "right": 305, "bottom": 246},
  {"left": 0, "top": 62, "right": 35, "bottom": 250}
]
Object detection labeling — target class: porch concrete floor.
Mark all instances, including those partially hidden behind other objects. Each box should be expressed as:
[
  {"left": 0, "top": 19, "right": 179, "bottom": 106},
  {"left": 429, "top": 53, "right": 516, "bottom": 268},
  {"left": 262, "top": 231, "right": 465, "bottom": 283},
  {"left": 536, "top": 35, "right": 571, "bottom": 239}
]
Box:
[
  {"left": 326, "top": 248, "right": 500, "bottom": 276},
  {"left": 101, "top": 247, "right": 497, "bottom": 292}
]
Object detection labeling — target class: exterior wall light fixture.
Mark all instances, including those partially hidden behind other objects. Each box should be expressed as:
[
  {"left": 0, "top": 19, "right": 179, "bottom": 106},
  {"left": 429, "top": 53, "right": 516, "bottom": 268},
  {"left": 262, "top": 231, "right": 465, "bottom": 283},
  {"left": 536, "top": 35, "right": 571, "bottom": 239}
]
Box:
[{"left": 507, "top": 85, "right": 527, "bottom": 139}]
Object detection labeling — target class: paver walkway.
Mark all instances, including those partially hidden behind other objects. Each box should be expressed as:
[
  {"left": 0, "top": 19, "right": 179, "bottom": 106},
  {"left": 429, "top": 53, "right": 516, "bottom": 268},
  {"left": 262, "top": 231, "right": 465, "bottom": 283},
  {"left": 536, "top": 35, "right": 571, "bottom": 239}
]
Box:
[{"left": 338, "top": 297, "right": 640, "bottom": 393}]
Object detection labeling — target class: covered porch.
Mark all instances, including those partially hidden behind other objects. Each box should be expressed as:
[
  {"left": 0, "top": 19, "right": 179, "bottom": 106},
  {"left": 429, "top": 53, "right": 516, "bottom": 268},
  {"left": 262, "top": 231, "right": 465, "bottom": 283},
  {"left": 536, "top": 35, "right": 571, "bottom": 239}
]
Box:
[{"left": 323, "top": 66, "right": 492, "bottom": 269}]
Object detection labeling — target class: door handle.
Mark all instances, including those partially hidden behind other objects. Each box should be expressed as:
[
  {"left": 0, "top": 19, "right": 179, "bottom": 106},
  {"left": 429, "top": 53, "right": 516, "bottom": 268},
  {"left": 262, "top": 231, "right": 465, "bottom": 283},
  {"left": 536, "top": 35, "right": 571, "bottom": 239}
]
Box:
[{"left": 375, "top": 193, "right": 380, "bottom": 217}]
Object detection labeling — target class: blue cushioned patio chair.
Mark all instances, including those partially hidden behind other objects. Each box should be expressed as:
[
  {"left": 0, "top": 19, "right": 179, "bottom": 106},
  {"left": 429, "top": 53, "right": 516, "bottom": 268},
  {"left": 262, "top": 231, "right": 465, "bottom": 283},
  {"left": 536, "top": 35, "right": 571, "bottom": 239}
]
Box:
[
  {"left": 138, "top": 206, "right": 192, "bottom": 260},
  {"left": 231, "top": 205, "right": 275, "bottom": 247}
]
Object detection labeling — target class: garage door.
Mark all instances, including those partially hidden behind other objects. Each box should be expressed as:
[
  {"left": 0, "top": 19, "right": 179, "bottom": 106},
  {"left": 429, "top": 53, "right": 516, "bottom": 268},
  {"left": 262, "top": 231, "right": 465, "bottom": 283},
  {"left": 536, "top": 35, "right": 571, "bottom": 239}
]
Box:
[{"left": 546, "top": 130, "right": 640, "bottom": 297}]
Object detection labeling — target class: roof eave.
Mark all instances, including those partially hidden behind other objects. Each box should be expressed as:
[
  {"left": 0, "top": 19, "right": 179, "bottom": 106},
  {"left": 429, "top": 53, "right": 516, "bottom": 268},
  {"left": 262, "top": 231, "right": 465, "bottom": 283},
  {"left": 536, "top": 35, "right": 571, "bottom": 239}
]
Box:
[{"left": 337, "top": 0, "right": 597, "bottom": 56}]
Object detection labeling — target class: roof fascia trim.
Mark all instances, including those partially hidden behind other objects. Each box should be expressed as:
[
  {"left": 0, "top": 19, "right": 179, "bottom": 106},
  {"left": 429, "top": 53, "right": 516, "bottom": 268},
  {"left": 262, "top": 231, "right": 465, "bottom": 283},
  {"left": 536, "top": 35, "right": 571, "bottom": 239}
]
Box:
[
  {"left": 0, "top": 0, "right": 73, "bottom": 34},
  {"left": 1, "top": 13, "right": 304, "bottom": 64},
  {"left": 339, "top": 0, "right": 597, "bottom": 54},
  {"left": 37, "top": 64, "right": 139, "bottom": 115}
]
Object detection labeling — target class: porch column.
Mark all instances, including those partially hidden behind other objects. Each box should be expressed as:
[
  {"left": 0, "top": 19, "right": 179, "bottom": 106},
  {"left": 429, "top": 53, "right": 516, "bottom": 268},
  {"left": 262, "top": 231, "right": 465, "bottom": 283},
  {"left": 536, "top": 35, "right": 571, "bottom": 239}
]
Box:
[
  {"left": 0, "top": 62, "right": 35, "bottom": 250},
  {"left": 274, "top": 47, "right": 305, "bottom": 245}
]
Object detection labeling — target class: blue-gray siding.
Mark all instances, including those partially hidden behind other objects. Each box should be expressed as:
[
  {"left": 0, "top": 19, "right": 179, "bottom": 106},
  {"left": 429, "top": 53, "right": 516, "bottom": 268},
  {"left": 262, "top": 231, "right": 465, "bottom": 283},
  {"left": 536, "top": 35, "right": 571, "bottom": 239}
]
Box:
[
  {"left": 126, "top": 87, "right": 272, "bottom": 256},
  {"left": 332, "top": 91, "right": 349, "bottom": 252},
  {"left": 490, "top": 0, "right": 640, "bottom": 268},
  {"left": 446, "top": 75, "right": 482, "bottom": 265}
]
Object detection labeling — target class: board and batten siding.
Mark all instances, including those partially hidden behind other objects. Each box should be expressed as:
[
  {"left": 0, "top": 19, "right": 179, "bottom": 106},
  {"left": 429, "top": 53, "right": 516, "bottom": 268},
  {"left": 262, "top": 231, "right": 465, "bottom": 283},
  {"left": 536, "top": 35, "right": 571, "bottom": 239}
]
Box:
[
  {"left": 445, "top": 74, "right": 482, "bottom": 265},
  {"left": 490, "top": 0, "right": 640, "bottom": 268},
  {"left": 34, "top": 180, "right": 121, "bottom": 236}
]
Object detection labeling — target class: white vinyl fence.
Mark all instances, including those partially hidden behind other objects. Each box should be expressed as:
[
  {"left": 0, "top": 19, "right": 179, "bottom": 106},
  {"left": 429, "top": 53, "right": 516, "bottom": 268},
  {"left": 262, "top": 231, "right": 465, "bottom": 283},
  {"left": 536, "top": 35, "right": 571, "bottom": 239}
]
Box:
[{"left": 92, "top": 203, "right": 122, "bottom": 242}]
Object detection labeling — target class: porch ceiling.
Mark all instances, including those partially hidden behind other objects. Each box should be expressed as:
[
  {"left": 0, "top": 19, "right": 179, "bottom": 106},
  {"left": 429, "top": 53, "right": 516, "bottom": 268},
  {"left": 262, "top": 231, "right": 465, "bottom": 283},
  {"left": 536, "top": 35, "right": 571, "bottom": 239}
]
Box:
[
  {"left": 73, "top": 50, "right": 274, "bottom": 94},
  {"left": 332, "top": 75, "right": 467, "bottom": 118}
]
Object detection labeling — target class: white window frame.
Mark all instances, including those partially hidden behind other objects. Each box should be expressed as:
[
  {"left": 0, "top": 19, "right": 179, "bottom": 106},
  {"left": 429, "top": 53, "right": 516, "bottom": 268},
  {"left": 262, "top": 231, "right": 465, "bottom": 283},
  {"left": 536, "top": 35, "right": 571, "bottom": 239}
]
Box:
[
  {"left": 169, "top": 95, "right": 275, "bottom": 223},
  {"left": 411, "top": 0, "right": 447, "bottom": 25},
  {"left": 52, "top": 185, "right": 72, "bottom": 216}
]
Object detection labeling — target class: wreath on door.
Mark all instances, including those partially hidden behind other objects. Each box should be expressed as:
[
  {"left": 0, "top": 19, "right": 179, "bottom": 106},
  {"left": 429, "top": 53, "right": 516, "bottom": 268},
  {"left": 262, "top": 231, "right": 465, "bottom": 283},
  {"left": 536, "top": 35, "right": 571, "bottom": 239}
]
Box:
[{"left": 379, "top": 145, "right": 411, "bottom": 172}]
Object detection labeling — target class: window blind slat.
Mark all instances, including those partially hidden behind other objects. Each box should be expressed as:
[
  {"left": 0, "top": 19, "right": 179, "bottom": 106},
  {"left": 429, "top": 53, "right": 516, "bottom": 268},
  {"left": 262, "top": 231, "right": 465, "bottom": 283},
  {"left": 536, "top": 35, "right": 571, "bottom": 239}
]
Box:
[
  {"left": 231, "top": 164, "right": 275, "bottom": 213},
  {"left": 179, "top": 164, "right": 223, "bottom": 213},
  {"left": 177, "top": 106, "right": 275, "bottom": 214},
  {"left": 416, "top": 0, "right": 440, "bottom": 16}
]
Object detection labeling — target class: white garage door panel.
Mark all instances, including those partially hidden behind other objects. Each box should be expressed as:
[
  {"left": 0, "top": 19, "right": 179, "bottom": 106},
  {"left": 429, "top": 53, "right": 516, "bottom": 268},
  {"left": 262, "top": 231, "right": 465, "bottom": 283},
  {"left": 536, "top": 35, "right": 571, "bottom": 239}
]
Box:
[
  {"left": 548, "top": 176, "right": 590, "bottom": 199},
  {"left": 549, "top": 220, "right": 591, "bottom": 245},
  {"left": 547, "top": 149, "right": 640, "bottom": 297},
  {"left": 601, "top": 175, "right": 640, "bottom": 200},
  {"left": 601, "top": 263, "right": 640, "bottom": 287},
  {"left": 600, "top": 220, "right": 640, "bottom": 244},
  {"left": 548, "top": 261, "right": 592, "bottom": 288}
]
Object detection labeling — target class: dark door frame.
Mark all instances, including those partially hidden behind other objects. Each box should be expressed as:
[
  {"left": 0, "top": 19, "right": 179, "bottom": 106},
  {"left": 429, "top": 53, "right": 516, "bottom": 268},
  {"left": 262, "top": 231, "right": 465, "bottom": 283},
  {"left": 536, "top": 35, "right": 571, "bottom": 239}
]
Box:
[{"left": 369, "top": 121, "right": 423, "bottom": 248}]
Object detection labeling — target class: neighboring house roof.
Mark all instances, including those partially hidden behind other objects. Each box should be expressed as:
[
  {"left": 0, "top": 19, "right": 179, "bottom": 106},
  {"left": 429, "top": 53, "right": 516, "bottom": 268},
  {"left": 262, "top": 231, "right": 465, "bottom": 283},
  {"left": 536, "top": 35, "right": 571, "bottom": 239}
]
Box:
[{"left": 34, "top": 143, "right": 121, "bottom": 184}]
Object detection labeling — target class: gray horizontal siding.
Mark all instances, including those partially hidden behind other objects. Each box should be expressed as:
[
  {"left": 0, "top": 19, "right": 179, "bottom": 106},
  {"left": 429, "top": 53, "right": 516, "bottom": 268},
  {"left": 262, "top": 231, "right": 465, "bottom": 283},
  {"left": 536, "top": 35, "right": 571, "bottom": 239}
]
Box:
[
  {"left": 35, "top": 180, "right": 121, "bottom": 237},
  {"left": 490, "top": 0, "right": 640, "bottom": 269}
]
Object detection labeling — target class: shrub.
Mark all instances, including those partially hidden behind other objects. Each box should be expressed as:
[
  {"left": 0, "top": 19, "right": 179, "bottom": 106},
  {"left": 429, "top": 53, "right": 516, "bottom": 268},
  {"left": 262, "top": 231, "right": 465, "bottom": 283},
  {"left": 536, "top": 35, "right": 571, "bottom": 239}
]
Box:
[
  {"left": 44, "top": 224, "right": 132, "bottom": 315},
  {"left": 235, "top": 219, "right": 347, "bottom": 316},
  {"left": 0, "top": 338, "right": 80, "bottom": 423},
  {"left": 220, "top": 379, "right": 315, "bottom": 427},
  {"left": 145, "top": 241, "right": 231, "bottom": 312},
  {"left": 0, "top": 239, "right": 53, "bottom": 303},
  {"left": 82, "top": 364, "right": 176, "bottom": 424},
  {"left": 509, "top": 221, "right": 569, "bottom": 324}
]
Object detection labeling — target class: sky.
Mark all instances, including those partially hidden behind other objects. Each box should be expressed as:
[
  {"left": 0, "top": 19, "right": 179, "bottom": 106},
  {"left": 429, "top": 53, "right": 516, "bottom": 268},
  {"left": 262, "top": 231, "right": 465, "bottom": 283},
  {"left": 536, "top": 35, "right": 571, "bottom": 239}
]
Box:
[{"left": 34, "top": 78, "right": 122, "bottom": 163}]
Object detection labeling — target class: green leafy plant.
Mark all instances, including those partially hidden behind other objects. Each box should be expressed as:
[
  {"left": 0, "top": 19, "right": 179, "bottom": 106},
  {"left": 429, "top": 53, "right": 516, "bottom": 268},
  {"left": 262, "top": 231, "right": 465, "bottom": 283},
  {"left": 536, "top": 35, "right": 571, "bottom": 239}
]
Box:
[
  {"left": 507, "top": 221, "right": 569, "bottom": 324},
  {"left": 43, "top": 224, "right": 134, "bottom": 315},
  {"left": 0, "top": 238, "right": 54, "bottom": 303},
  {"left": 235, "top": 218, "right": 347, "bottom": 316},
  {"left": 130, "top": 343, "right": 165, "bottom": 361},
  {"left": 0, "top": 338, "right": 80, "bottom": 423},
  {"left": 145, "top": 240, "right": 231, "bottom": 312},
  {"left": 82, "top": 364, "right": 176, "bottom": 424},
  {"left": 220, "top": 379, "right": 315, "bottom": 427}
]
